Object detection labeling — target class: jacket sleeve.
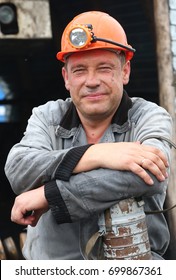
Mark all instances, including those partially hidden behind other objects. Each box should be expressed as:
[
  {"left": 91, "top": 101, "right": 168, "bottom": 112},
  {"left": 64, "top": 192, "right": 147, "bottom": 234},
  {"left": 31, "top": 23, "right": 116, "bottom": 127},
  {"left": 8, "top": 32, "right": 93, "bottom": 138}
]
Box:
[
  {"left": 132, "top": 98, "right": 173, "bottom": 161},
  {"left": 4, "top": 103, "right": 91, "bottom": 194},
  {"left": 44, "top": 168, "right": 169, "bottom": 223}
]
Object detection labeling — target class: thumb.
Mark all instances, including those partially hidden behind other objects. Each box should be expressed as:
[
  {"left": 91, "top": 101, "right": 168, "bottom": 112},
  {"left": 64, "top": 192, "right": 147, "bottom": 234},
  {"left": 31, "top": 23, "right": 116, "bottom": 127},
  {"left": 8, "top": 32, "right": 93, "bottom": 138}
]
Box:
[{"left": 30, "top": 209, "right": 47, "bottom": 227}]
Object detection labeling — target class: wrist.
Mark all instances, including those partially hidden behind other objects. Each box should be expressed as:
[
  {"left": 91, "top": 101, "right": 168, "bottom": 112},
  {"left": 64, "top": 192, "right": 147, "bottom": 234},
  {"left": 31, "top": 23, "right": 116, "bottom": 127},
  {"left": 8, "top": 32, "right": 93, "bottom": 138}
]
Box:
[{"left": 73, "top": 144, "right": 101, "bottom": 173}]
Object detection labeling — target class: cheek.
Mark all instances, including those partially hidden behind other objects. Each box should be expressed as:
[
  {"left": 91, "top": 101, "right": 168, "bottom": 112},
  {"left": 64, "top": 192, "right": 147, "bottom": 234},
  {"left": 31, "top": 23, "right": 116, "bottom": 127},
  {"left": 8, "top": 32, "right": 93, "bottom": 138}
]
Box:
[
  {"left": 68, "top": 77, "right": 83, "bottom": 93},
  {"left": 111, "top": 72, "right": 127, "bottom": 88},
  {"left": 110, "top": 71, "right": 121, "bottom": 83},
  {"left": 109, "top": 73, "right": 121, "bottom": 88},
  {"left": 68, "top": 83, "right": 80, "bottom": 100}
]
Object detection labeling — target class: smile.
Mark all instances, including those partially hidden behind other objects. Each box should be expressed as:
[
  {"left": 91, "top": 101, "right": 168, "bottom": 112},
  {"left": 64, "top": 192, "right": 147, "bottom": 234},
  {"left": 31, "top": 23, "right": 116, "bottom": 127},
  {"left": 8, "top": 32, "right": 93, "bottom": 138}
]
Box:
[{"left": 83, "top": 93, "right": 107, "bottom": 100}]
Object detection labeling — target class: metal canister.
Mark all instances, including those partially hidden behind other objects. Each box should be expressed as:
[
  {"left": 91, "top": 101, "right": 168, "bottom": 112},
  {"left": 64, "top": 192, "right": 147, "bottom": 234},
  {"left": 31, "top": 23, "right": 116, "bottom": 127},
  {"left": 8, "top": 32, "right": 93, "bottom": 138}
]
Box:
[{"left": 98, "top": 198, "right": 152, "bottom": 260}]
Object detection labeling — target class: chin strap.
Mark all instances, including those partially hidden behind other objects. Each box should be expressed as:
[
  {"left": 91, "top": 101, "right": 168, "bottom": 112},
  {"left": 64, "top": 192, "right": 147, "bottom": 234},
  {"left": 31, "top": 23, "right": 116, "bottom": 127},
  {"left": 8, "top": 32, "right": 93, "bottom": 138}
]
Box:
[{"left": 140, "top": 135, "right": 176, "bottom": 215}]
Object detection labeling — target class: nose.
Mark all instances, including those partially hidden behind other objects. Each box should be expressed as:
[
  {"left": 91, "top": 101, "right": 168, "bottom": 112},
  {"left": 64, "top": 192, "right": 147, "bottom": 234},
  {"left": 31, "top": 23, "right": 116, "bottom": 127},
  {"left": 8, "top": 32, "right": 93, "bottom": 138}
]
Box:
[{"left": 84, "top": 71, "right": 100, "bottom": 88}]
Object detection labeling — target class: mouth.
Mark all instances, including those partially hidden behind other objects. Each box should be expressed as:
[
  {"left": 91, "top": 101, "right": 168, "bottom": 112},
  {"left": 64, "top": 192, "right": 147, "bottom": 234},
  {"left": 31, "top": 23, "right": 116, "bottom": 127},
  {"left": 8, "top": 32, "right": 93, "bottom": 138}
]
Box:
[{"left": 83, "top": 92, "right": 107, "bottom": 100}]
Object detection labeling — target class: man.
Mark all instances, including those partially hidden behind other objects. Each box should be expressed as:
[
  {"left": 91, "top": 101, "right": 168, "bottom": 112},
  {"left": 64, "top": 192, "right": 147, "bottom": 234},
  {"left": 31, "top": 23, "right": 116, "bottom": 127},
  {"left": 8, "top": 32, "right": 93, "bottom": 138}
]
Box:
[{"left": 5, "top": 11, "right": 172, "bottom": 260}]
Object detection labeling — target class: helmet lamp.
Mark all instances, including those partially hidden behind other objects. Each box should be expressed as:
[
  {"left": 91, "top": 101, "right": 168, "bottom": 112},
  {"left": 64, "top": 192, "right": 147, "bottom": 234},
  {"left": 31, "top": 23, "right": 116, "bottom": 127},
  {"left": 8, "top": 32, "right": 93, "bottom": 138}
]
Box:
[
  {"left": 68, "top": 24, "right": 135, "bottom": 53},
  {"left": 68, "top": 25, "right": 92, "bottom": 49}
]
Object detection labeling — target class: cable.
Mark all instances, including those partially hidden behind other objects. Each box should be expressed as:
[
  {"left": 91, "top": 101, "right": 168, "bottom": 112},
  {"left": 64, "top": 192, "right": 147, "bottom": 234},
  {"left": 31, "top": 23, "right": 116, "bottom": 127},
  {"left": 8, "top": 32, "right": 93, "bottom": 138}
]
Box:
[
  {"left": 140, "top": 135, "right": 176, "bottom": 215},
  {"left": 140, "top": 135, "right": 176, "bottom": 149},
  {"left": 92, "top": 36, "right": 136, "bottom": 53}
]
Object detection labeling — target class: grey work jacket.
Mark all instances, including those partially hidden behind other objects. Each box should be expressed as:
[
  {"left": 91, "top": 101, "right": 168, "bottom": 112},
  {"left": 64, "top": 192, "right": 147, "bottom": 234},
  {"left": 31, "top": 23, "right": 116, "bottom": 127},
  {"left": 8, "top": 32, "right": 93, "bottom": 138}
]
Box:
[{"left": 5, "top": 92, "right": 172, "bottom": 260}]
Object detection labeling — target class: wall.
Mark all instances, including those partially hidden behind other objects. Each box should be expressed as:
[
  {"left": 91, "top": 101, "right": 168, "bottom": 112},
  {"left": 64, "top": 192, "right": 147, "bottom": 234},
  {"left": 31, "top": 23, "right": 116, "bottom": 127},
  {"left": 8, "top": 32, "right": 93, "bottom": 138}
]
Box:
[{"left": 0, "top": 0, "right": 51, "bottom": 38}]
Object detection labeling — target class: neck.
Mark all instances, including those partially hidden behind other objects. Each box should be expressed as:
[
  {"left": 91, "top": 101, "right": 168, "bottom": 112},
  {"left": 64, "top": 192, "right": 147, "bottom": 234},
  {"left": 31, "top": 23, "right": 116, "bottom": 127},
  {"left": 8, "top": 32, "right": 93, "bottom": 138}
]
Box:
[{"left": 81, "top": 117, "right": 112, "bottom": 144}]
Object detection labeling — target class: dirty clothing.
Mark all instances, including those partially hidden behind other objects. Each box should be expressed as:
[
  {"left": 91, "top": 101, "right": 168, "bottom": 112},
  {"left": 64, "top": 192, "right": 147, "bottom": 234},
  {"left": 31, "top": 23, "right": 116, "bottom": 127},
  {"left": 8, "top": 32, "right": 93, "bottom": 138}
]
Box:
[{"left": 5, "top": 92, "right": 172, "bottom": 259}]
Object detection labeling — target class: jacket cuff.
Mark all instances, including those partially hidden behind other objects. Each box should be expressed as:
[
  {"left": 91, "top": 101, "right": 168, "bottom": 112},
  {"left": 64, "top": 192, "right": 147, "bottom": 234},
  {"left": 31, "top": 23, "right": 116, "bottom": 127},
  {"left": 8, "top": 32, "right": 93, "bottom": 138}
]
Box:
[
  {"left": 54, "top": 144, "right": 93, "bottom": 181},
  {"left": 44, "top": 180, "right": 71, "bottom": 224}
]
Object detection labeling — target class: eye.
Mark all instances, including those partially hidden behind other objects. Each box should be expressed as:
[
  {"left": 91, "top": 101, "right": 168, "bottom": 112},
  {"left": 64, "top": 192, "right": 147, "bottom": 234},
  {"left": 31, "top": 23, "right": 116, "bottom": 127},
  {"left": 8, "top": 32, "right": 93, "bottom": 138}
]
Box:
[
  {"left": 98, "top": 66, "right": 112, "bottom": 72},
  {"left": 72, "top": 68, "right": 86, "bottom": 74}
]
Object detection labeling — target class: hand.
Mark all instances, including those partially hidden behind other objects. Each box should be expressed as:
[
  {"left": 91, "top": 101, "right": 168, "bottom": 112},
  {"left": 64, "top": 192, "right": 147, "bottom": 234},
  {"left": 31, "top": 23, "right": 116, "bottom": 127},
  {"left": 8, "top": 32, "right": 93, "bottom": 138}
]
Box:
[
  {"left": 11, "top": 186, "right": 49, "bottom": 226},
  {"left": 74, "top": 142, "right": 169, "bottom": 185}
]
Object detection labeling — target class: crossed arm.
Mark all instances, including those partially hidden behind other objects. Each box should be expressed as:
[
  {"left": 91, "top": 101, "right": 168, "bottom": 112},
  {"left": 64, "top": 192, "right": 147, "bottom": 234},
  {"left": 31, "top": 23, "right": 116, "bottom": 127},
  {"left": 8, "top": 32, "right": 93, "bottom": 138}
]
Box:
[
  {"left": 6, "top": 99, "right": 172, "bottom": 226},
  {"left": 10, "top": 141, "right": 169, "bottom": 226}
]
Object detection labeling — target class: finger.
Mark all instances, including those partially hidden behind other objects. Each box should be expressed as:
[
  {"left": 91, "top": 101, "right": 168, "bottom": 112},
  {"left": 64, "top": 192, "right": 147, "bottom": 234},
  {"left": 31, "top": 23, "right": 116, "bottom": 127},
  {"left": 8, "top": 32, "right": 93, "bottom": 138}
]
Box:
[
  {"left": 149, "top": 155, "right": 168, "bottom": 178},
  {"left": 21, "top": 215, "right": 36, "bottom": 226},
  {"left": 156, "top": 150, "right": 169, "bottom": 167},
  {"left": 140, "top": 146, "right": 168, "bottom": 177},
  {"left": 141, "top": 158, "right": 166, "bottom": 182},
  {"left": 30, "top": 210, "right": 43, "bottom": 227},
  {"left": 143, "top": 145, "right": 169, "bottom": 167},
  {"left": 130, "top": 163, "right": 154, "bottom": 185},
  {"left": 141, "top": 149, "right": 168, "bottom": 178},
  {"left": 11, "top": 206, "right": 35, "bottom": 226},
  {"left": 11, "top": 214, "right": 35, "bottom": 226}
]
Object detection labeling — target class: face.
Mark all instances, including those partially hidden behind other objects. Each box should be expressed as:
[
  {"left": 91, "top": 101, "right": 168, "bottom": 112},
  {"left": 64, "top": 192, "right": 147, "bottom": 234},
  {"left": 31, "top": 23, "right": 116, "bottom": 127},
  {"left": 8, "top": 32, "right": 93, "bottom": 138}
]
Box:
[{"left": 62, "top": 49, "right": 131, "bottom": 123}]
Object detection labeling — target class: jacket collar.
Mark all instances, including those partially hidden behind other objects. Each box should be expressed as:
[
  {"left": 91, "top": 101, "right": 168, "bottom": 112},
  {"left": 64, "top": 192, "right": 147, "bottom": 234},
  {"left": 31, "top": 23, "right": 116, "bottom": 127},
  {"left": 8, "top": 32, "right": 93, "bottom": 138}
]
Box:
[
  {"left": 112, "top": 90, "right": 132, "bottom": 125},
  {"left": 60, "top": 90, "right": 132, "bottom": 130}
]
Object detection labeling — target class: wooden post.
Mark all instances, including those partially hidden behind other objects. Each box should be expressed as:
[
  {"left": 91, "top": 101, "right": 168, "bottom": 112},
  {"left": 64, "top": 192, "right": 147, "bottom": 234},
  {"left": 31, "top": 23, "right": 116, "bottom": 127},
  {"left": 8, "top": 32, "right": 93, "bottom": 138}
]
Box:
[{"left": 153, "top": 0, "right": 176, "bottom": 259}]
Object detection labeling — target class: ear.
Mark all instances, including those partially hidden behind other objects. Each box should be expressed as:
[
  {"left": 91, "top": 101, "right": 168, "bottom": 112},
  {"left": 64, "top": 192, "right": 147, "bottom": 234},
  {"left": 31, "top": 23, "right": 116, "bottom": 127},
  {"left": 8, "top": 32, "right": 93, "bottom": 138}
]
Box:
[
  {"left": 62, "top": 67, "right": 70, "bottom": 91},
  {"left": 122, "top": 61, "right": 131, "bottom": 85}
]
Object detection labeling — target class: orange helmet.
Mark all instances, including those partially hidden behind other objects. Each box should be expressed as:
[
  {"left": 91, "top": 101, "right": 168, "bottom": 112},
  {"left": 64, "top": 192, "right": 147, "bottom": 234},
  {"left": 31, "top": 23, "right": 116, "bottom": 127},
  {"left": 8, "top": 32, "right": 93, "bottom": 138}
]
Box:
[{"left": 56, "top": 11, "right": 135, "bottom": 62}]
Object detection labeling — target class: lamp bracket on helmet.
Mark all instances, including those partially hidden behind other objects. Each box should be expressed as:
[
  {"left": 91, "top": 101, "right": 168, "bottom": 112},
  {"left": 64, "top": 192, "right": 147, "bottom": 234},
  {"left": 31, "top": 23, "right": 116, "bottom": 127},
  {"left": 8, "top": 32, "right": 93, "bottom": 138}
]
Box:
[{"left": 68, "top": 24, "right": 136, "bottom": 53}]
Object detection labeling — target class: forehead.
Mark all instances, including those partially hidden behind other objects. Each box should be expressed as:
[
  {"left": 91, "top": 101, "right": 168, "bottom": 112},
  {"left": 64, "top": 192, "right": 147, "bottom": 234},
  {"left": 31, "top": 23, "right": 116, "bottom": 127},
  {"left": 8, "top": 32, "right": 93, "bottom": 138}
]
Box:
[{"left": 66, "top": 49, "right": 119, "bottom": 64}]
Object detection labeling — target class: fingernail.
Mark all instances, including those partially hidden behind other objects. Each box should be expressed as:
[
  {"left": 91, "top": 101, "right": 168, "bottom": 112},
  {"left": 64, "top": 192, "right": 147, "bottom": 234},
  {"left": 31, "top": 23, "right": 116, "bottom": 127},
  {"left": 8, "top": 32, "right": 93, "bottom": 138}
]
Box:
[
  {"left": 161, "top": 175, "right": 165, "bottom": 181},
  {"left": 149, "top": 179, "right": 154, "bottom": 185}
]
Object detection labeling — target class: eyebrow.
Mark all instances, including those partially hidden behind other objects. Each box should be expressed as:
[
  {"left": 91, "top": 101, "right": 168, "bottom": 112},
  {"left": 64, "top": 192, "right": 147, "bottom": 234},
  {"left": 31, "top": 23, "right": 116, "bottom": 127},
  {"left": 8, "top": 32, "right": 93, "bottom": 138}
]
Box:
[
  {"left": 70, "top": 63, "right": 85, "bottom": 69},
  {"left": 70, "top": 61, "right": 116, "bottom": 70}
]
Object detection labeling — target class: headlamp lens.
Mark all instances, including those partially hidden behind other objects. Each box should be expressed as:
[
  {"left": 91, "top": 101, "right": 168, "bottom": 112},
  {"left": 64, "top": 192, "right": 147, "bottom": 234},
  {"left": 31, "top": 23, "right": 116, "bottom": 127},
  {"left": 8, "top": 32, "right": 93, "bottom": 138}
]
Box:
[{"left": 69, "top": 27, "right": 89, "bottom": 48}]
